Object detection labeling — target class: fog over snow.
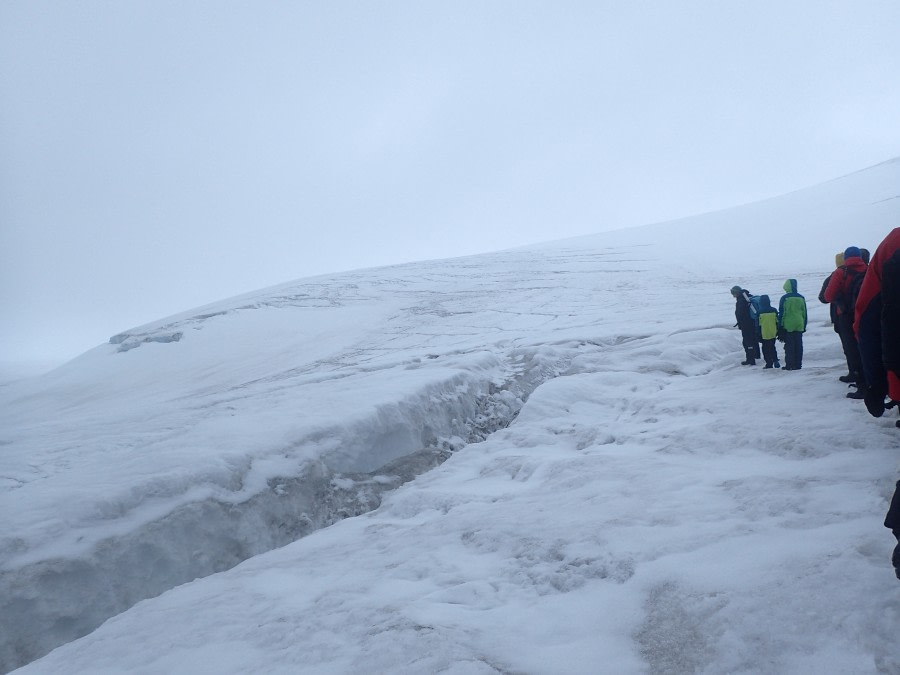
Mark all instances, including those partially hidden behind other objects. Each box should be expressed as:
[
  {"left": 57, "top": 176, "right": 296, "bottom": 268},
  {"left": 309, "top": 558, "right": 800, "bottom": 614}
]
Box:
[
  {"left": 3, "top": 1, "right": 900, "bottom": 364},
  {"left": 2, "top": 159, "right": 900, "bottom": 673}
]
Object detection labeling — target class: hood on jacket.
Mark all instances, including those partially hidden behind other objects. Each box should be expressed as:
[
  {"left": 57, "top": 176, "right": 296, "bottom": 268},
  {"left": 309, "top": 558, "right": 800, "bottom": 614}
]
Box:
[
  {"left": 835, "top": 252, "right": 844, "bottom": 268},
  {"left": 759, "top": 295, "right": 774, "bottom": 311},
  {"left": 783, "top": 279, "right": 798, "bottom": 293},
  {"left": 843, "top": 256, "right": 868, "bottom": 273}
]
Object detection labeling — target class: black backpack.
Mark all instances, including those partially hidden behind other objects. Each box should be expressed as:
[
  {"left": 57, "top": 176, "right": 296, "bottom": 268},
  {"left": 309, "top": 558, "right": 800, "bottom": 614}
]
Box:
[
  {"left": 839, "top": 266, "right": 866, "bottom": 316},
  {"left": 883, "top": 250, "right": 900, "bottom": 373}
]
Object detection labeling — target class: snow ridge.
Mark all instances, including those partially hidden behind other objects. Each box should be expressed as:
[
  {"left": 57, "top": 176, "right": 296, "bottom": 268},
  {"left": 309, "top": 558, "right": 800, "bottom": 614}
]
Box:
[{"left": 0, "top": 342, "right": 578, "bottom": 673}]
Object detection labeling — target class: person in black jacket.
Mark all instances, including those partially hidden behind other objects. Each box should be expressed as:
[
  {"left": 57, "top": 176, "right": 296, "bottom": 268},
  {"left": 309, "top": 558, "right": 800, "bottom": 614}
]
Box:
[{"left": 731, "top": 286, "right": 760, "bottom": 365}]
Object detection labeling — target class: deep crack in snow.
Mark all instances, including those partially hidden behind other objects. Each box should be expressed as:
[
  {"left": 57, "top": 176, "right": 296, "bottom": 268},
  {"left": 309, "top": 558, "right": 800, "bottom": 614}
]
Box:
[{"left": 0, "top": 343, "right": 583, "bottom": 673}]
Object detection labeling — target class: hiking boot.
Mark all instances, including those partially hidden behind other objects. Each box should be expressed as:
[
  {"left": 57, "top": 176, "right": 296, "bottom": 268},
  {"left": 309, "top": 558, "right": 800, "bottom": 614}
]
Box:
[
  {"left": 774, "top": 361, "right": 781, "bottom": 369},
  {"left": 763, "top": 364, "right": 773, "bottom": 369},
  {"left": 741, "top": 359, "right": 756, "bottom": 366},
  {"left": 847, "top": 389, "right": 867, "bottom": 400},
  {"left": 839, "top": 374, "right": 856, "bottom": 383}
]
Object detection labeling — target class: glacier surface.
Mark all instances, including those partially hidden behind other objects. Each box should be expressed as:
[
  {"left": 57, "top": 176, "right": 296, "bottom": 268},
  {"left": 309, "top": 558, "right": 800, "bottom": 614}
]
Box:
[{"left": 3, "top": 159, "right": 900, "bottom": 673}]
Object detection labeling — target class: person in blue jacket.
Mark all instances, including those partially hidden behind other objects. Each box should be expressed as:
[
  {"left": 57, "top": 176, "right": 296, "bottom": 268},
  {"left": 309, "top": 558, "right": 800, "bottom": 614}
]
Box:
[{"left": 778, "top": 279, "right": 808, "bottom": 370}]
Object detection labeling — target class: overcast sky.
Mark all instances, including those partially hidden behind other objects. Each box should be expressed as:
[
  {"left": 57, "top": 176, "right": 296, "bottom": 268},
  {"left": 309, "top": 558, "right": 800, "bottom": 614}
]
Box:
[{"left": 2, "top": 1, "right": 900, "bottom": 364}]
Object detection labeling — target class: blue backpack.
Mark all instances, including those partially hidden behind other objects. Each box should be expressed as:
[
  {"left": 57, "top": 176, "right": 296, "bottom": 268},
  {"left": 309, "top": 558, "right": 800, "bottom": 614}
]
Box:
[{"left": 748, "top": 295, "right": 762, "bottom": 325}]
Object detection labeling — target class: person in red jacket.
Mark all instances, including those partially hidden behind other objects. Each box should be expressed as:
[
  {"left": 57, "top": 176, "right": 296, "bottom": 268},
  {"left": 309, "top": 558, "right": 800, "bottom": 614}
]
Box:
[
  {"left": 824, "top": 246, "right": 868, "bottom": 398},
  {"left": 853, "top": 227, "right": 900, "bottom": 580},
  {"left": 855, "top": 228, "right": 900, "bottom": 413}
]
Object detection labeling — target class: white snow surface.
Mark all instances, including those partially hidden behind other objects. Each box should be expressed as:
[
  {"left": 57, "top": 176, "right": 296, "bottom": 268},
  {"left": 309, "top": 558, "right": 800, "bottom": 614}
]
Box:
[{"left": 4, "top": 159, "right": 900, "bottom": 673}]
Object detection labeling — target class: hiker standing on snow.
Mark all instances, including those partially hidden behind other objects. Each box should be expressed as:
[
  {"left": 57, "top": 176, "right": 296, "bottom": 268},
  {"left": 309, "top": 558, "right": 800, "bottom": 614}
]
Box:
[
  {"left": 756, "top": 295, "right": 781, "bottom": 369},
  {"left": 854, "top": 229, "right": 900, "bottom": 418},
  {"left": 824, "top": 246, "right": 869, "bottom": 398},
  {"left": 731, "top": 286, "right": 760, "bottom": 366},
  {"left": 778, "top": 279, "right": 807, "bottom": 370},
  {"left": 853, "top": 228, "right": 900, "bottom": 580}
]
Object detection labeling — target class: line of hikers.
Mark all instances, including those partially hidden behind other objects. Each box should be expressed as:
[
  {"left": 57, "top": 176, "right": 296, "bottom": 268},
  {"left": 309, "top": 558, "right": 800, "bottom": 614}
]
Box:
[
  {"left": 730, "top": 280, "right": 807, "bottom": 370},
  {"left": 731, "top": 228, "right": 900, "bottom": 580}
]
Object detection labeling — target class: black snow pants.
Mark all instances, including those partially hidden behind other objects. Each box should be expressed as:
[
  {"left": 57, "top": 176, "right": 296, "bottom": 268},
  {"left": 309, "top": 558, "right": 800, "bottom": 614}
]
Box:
[
  {"left": 741, "top": 325, "right": 760, "bottom": 362},
  {"left": 837, "top": 313, "right": 865, "bottom": 384},
  {"left": 761, "top": 338, "right": 779, "bottom": 367},
  {"left": 783, "top": 331, "right": 803, "bottom": 370}
]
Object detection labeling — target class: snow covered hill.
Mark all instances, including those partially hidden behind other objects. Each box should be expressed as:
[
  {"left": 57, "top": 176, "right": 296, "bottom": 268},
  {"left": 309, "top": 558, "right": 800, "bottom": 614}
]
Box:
[{"left": 3, "top": 159, "right": 900, "bottom": 673}]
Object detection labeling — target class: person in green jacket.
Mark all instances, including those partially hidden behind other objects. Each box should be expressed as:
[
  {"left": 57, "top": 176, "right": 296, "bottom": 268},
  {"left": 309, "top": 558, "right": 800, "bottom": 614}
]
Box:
[
  {"left": 756, "top": 295, "right": 781, "bottom": 369},
  {"left": 778, "top": 279, "right": 808, "bottom": 370}
]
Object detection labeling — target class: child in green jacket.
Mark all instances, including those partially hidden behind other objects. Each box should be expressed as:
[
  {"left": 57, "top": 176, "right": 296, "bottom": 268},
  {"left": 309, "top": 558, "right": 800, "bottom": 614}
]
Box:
[{"left": 779, "top": 279, "right": 808, "bottom": 370}]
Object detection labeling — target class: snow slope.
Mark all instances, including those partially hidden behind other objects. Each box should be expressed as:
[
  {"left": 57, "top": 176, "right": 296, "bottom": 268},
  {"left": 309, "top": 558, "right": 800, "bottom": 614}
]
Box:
[{"left": 3, "top": 158, "right": 900, "bottom": 673}]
